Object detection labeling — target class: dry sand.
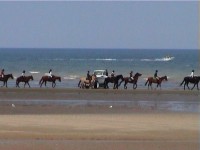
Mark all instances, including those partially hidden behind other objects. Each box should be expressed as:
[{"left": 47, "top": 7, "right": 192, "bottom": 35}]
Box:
[{"left": 0, "top": 88, "right": 199, "bottom": 150}]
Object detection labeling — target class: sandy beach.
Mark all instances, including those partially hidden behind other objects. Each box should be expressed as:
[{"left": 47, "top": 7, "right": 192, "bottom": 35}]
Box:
[{"left": 0, "top": 88, "right": 199, "bottom": 150}]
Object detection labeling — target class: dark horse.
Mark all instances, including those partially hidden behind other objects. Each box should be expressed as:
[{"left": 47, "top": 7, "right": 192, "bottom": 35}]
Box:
[
  {"left": 39, "top": 75, "right": 61, "bottom": 88},
  {"left": 145, "top": 76, "right": 168, "bottom": 89},
  {"left": 16, "top": 75, "right": 34, "bottom": 88},
  {"left": 119, "top": 72, "right": 142, "bottom": 89},
  {"left": 180, "top": 76, "right": 200, "bottom": 90},
  {"left": 0, "top": 74, "right": 14, "bottom": 87},
  {"left": 104, "top": 74, "right": 123, "bottom": 89}
]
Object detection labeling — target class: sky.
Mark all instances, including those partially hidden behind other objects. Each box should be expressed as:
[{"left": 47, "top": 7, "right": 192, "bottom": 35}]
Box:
[{"left": 0, "top": 1, "right": 198, "bottom": 49}]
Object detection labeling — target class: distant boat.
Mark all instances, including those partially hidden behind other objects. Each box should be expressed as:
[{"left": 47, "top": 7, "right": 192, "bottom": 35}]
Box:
[{"left": 162, "top": 56, "right": 174, "bottom": 61}]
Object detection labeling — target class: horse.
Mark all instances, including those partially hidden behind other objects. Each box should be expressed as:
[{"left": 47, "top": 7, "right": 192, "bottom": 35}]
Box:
[
  {"left": 119, "top": 72, "right": 142, "bottom": 89},
  {"left": 0, "top": 74, "right": 14, "bottom": 87},
  {"left": 16, "top": 75, "right": 34, "bottom": 88},
  {"left": 180, "top": 76, "right": 200, "bottom": 90},
  {"left": 78, "top": 74, "right": 96, "bottom": 89},
  {"left": 39, "top": 75, "right": 61, "bottom": 88},
  {"left": 104, "top": 74, "right": 123, "bottom": 89},
  {"left": 145, "top": 76, "right": 168, "bottom": 89}
]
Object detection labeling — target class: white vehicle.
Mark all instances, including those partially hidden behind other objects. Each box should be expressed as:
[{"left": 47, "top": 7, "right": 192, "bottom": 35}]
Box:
[{"left": 93, "top": 70, "right": 108, "bottom": 88}]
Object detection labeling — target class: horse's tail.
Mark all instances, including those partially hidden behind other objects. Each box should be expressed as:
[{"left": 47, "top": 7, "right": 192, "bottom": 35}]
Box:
[
  {"left": 78, "top": 80, "right": 81, "bottom": 87},
  {"left": 145, "top": 79, "right": 149, "bottom": 86},
  {"left": 39, "top": 78, "right": 43, "bottom": 85},
  {"left": 180, "top": 79, "right": 185, "bottom": 86}
]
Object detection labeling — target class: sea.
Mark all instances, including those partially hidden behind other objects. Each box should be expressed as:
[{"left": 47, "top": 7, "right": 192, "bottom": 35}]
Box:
[{"left": 0, "top": 48, "right": 199, "bottom": 89}]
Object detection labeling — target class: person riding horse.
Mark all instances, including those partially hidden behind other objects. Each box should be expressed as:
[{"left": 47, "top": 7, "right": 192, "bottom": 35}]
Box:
[
  {"left": 86, "top": 71, "right": 91, "bottom": 84},
  {"left": 111, "top": 70, "right": 115, "bottom": 77},
  {"left": 22, "top": 70, "right": 25, "bottom": 79},
  {"left": 0, "top": 69, "right": 5, "bottom": 78},
  {"left": 154, "top": 70, "right": 160, "bottom": 81},
  {"left": 48, "top": 69, "right": 53, "bottom": 78},
  {"left": 130, "top": 71, "right": 133, "bottom": 81},
  {"left": 190, "top": 70, "right": 194, "bottom": 78}
]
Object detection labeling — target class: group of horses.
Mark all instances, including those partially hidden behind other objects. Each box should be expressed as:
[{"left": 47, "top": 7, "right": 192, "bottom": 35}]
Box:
[
  {"left": 0, "top": 72, "right": 200, "bottom": 90},
  {"left": 78, "top": 72, "right": 200, "bottom": 91},
  {"left": 0, "top": 74, "right": 61, "bottom": 88}
]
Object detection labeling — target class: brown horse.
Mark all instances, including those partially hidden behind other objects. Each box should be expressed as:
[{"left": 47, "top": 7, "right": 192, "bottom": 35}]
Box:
[
  {"left": 145, "top": 76, "right": 168, "bottom": 89},
  {"left": 39, "top": 75, "right": 61, "bottom": 88},
  {"left": 0, "top": 74, "right": 14, "bottom": 87},
  {"left": 16, "top": 75, "right": 34, "bottom": 88},
  {"left": 119, "top": 72, "right": 142, "bottom": 89},
  {"left": 78, "top": 74, "right": 96, "bottom": 89}
]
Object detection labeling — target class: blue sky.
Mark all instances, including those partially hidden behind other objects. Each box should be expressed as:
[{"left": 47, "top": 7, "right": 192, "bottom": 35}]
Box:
[{"left": 0, "top": 1, "right": 198, "bottom": 49}]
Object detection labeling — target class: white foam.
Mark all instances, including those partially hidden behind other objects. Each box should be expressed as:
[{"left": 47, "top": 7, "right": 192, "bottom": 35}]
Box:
[{"left": 29, "top": 71, "right": 40, "bottom": 74}]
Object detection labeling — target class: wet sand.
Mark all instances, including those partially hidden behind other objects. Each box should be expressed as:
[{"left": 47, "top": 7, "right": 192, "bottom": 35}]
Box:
[{"left": 0, "top": 88, "right": 199, "bottom": 150}]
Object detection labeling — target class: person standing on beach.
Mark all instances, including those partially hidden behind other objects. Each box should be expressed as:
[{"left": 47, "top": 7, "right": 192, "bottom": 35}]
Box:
[
  {"left": 0, "top": 69, "right": 5, "bottom": 78},
  {"left": 154, "top": 70, "right": 159, "bottom": 81},
  {"left": 105, "top": 69, "right": 108, "bottom": 76},
  {"left": 190, "top": 70, "right": 194, "bottom": 78}
]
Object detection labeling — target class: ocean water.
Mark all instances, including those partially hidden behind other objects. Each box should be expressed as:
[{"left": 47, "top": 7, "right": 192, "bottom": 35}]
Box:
[{"left": 0, "top": 48, "right": 199, "bottom": 89}]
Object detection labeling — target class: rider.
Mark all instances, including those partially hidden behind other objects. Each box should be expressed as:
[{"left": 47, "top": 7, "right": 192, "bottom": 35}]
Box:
[
  {"left": 111, "top": 70, "right": 115, "bottom": 77},
  {"left": 154, "top": 70, "right": 160, "bottom": 81},
  {"left": 190, "top": 70, "right": 194, "bottom": 78},
  {"left": 48, "top": 69, "right": 52, "bottom": 78},
  {"left": 130, "top": 71, "right": 133, "bottom": 81},
  {"left": 86, "top": 71, "right": 91, "bottom": 84},
  {"left": 0, "top": 69, "right": 5, "bottom": 78},
  {"left": 22, "top": 70, "right": 25, "bottom": 79}
]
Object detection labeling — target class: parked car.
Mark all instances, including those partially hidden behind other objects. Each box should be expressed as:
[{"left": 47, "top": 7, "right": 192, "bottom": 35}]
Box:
[{"left": 93, "top": 70, "right": 108, "bottom": 88}]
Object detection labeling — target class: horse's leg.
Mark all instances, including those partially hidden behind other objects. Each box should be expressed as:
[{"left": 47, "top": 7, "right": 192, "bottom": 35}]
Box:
[
  {"left": 186, "top": 82, "right": 190, "bottom": 90},
  {"left": 1, "top": 81, "right": 4, "bottom": 87},
  {"left": 40, "top": 81, "right": 43, "bottom": 87},
  {"left": 116, "top": 82, "right": 118, "bottom": 89},
  {"left": 133, "top": 83, "right": 137, "bottom": 89},
  {"left": 24, "top": 82, "right": 26, "bottom": 88},
  {"left": 197, "top": 83, "right": 199, "bottom": 90},
  {"left": 52, "top": 81, "right": 56, "bottom": 88},
  {"left": 27, "top": 82, "right": 31, "bottom": 88},
  {"left": 183, "top": 83, "right": 186, "bottom": 90},
  {"left": 124, "top": 82, "right": 127, "bottom": 89},
  {"left": 191, "top": 83, "right": 195, "bottom": 90}
]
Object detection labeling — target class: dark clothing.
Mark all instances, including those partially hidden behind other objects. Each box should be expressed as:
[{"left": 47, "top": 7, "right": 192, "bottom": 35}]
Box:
[
  {"left": 105, "top": 71, "right": 108, "bottom": 76},
  {"left": 87, "top": 73, "right": 90, "bottom": 80},
  {"left": 154, "top": 72, "right": 158, "bottom": 78}
]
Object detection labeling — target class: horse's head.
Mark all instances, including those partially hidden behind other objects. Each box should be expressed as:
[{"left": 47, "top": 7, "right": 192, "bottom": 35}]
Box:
[
  {"left": 164, "top": 76, "right": 168, "bottom": 81},
  {"left": 135, "top": 72, "right": 142, "bottom": 77},
  {"left": 117, "top": 74, "right": 123, "bottom": 80},
  {"left": 10, "top": 74, "right": 14, "bottom": 79},
  {"left": 30, "top": 75, "right": 34, "bottom": 80},
  {"left": 196, "top": 76, "right": 200, "bottom": 81},
  {"left": 58, "top": 77, "right": 61, "bottom": 82}
]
